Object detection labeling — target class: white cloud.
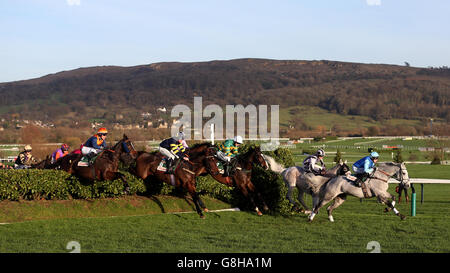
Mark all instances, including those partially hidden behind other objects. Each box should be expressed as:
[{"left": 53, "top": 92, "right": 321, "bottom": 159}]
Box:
[
  {"left": 67, "top": 0, "right": 81, "bottom": 6},
  {"left": 366, "top": 0, "right": 381, "bottom": 6}
]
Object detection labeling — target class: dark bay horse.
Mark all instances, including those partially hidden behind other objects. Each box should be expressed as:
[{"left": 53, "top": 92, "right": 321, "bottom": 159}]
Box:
[
  {"left": 30, "top": 155, "right": 53, "bottom": 169},
  {"left": 203, "top": 146, "right": 269, "bottom": 216},
  {"left": 133, "top": 148, "right": 210, "bottom": 218},
  {"left": 58, "top": 134, "right": 137, "bottom": 192}
]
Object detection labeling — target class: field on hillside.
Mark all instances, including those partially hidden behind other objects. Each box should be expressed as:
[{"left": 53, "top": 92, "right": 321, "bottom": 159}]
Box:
[{"left": 279, "top": 106, "right": 425, "bottom": 131}]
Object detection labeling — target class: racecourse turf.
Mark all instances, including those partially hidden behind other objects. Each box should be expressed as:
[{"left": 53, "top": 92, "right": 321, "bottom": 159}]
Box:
[{"left": 0, "top": 184, "right": 449, "bottom": 253}]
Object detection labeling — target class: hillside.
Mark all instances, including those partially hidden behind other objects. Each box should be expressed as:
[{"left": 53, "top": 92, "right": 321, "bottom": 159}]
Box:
[{"left": 0, "top": 58, "right": 449, "bottom": 130}]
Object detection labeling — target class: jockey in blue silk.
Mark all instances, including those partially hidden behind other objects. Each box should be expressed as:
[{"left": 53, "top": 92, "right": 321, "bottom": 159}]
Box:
[
  {"left": 352, "top": 151, "right": 379, "bottom": 186},
  {"left": 81, "top": 128, "right": 108, "bottom": 163}
]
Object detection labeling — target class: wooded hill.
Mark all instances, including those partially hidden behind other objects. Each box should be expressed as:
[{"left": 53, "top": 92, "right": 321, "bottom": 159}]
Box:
[{"left": 0, "top": 58, "right": 449, "bottom": 125}]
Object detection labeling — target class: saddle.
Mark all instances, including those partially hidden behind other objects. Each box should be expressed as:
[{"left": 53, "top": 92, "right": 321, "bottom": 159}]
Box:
[
  {"left": 351, "top": 173, "right": 371, "bottom": 198},
  {"left": 222, "top": 158, "right": 239, "bottom": 177},
  {"left": 157, "top": 157, "right": 181, "bottom": 174},
  {"left": 78, "top": 153, "right": 100, "bottom": 167}
]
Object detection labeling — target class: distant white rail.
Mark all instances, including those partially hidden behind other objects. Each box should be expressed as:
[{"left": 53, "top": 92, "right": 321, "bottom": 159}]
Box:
[{"left": 387, "top": 178, "right": 450, "bottom": 203}]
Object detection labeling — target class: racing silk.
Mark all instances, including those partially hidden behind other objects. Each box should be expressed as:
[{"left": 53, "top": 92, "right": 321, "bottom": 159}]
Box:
[
  {"left": 303, "top": 155, "right": 325, "bottom": 173},
  {"left": 160, "top": 137, "right": 186, "bottom": 156},
  {"left": 84, "top": 135, "right": 107, "bottom": 150},
  {"left": 15, "top": 152, "right": 37, "bottom": 166},
  {"left": 217, "top": 139, "right": 239, "bottom": 158},
  {"left": 353, "top": 156, "right": 375, "bottom": 174},
  {"left": 52, "top": 148, "right": 68, "bottom": 161}
]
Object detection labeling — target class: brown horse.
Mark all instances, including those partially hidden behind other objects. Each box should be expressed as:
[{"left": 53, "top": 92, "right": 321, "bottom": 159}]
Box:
[
  {"left": 30, "top": 155, "right": 53, "bottom": 169},
  {"left": 59, "top": 134, "right": 137, "bottom": 192},
  {"left": 133, "top": 149, "right": 208, "bottom": 218},
  {"left": 50, "top": 152, "right": 82, "bottom": 173},
  {"left": 203, "top": 146, "right": 269, "bottom": 216}
]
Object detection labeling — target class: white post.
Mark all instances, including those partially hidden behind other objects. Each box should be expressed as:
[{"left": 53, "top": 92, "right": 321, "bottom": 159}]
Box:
[{"left": 211, "top": 123, "right": 215, "bottom": 145}]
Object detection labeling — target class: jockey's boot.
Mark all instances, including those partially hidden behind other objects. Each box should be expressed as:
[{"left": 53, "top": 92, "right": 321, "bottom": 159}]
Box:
[
  {"left": 165, "top": 159, "right": 173, "bottom": 174},
  {"left": 223, "top": 162, "right": 230, "bottom": 177},
  {"left": 355, "top": 173, "right": 367, "bottom": 187},
  {"left": 86, "top": 152, "right": 97, "bottom": 166}
]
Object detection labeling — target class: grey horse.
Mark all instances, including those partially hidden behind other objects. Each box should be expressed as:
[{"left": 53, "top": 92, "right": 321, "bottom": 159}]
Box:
[
  {"left": 280, "top": 159, "right": 350, "bottom": 214},
  {"left": 308, "top": 162, "right": 410, "bottom": 222}
]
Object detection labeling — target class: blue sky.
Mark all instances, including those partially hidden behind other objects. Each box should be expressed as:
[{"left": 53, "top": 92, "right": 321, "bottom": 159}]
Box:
[{"left": 1, "top": 0, "right": 449, "bottom": 82}]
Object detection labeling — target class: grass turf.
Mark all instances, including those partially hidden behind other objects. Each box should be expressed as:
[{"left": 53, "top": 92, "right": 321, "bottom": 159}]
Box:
[{"left": 0, "top": 184, "right": 448, "bottom": 253}]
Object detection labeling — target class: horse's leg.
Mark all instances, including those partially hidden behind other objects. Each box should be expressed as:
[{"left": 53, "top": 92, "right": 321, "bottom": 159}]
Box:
[
  {"left": 246, "top": 182, "right": 269, "bottom": 212},
  {"left": 187, "top": 185, "right": 204, "bottom": 218},
  {"left": 118, "top": 172, "right": 130, "bottom": 194},
  {"left": 326, "top": 194, "right": 347, "bottom": 222},
  {"left": 286, "top": 185, "right": 298, "bottom": 210},
  {"left": 196, "top": 193, "right": 208, "bottom": 212},
  {"left": 107, "top": 170, "right": 130, "bottom": 194},
  {"left": 237, "top": 182, "right": 262, "bottom": 216},
  {"left": 311, "top": 194, "right": 320, "bottom": 214},
  {"left": 309, "top": 190, "right": 339, "bottom": 222},
  {"left": 378, "top": 191, "right": 405, "bottom": 220},
  {"left": 297, "top": 188, "right": 311, "bottom": 214}
]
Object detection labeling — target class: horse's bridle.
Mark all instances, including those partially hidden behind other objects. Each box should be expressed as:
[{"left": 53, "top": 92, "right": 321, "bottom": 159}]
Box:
[
  {"left": 254, "top": 150, "right": 269, "bottom": 170},
  {"left": 371, "top": 164, "right": 409, "bottom": 186}
]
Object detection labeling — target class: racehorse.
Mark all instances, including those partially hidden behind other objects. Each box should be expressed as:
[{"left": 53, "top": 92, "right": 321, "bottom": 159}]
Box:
[
  {"left": 132, "top": 148, "right": 209, "bottom": 218},
  {"left": 203, "top": 145, "right": 269, "bottom": 216},
  {"left": 308, "top": 162, "right": 410, "bottom": 222},
  {"left": 30, "top": 155, "right": 54, "bottom": 169},
  {"left": 281, "top": 159, "right": 351, "bottom": 213},
  {"left": 67, "top": 134, "right": 137, "bottom": 192}
]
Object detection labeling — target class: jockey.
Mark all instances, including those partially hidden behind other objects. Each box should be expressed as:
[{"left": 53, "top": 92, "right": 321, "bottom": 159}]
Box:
[
  {"left": 303, "top": 149, "right": 326, "bottom": 175},
  {"left": 51, "top": 143, "right": 69, "bottom": 163},
  {"left": 82, "top": 128, "right": 108, "bottom": 162},
  {"left": 216, "top": 136, "right": 243, "bottom": 176},
  {"left": 14, "top": 145, "right": 37, "bottom": 169},
  {"left": 352, "top": 151, "right": 379, "bottom": 185},
  {"left": 159, "top": 133, "right": 188, "bottom": 174}
]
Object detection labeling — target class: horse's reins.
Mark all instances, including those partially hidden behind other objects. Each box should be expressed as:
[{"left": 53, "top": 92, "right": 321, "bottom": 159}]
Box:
[
  {"left": 370, "top": 168, "right": 391, "bottom": 183},
  {"left": 370, "top": 167, "right": 406, "bottom": 184}
]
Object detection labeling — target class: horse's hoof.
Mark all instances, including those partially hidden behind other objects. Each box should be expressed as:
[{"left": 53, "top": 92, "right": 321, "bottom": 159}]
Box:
[
  {"left": 384, "top": 208, "right": 391, "bottom": 213},
  {"left": 200, "top": 215, "right": 205, "bottom": 219},
  {"left": 257, "top": 211, "right": 263, "bottom": 216},
  {"left": 328, "top": 216, "right": 334, "bottom": 222},
  {"left": 400, "top": 214, "right": 406, "bottom": 220},
  {"left": 203, "top": 208, "right": 209, "bottom": 213}
]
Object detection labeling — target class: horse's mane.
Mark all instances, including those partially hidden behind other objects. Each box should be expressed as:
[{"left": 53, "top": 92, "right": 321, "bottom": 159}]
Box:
[
  {"left": 189, "top": 142, "right": 213, "bottom": 149},
  {"left": 261, "top": 154, "right": 286, "bottom": 173},
  {"left": 237, "top": 146, "right": 260, "bottom": 163},
  {"left": 378, "top": 162, "right": 399, "bottom": 168},
  {"left": 187, "top": 142, "right": 213, "bottom": 158}
]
